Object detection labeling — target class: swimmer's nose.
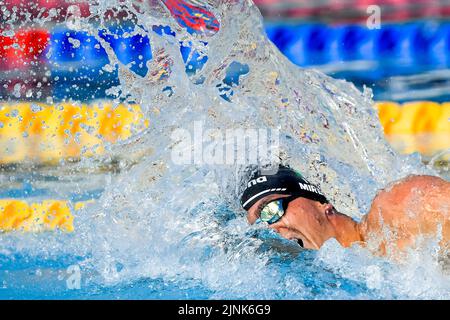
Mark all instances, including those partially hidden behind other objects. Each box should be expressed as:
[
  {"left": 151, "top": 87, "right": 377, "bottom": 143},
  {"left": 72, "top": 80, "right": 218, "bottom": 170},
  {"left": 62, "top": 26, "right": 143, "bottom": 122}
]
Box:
[
  {"left": 269, "top": 222, "right": 290, "bottom": 236},
  {"left": 268, "top": 221, "right": 283, "bottom": 232}
]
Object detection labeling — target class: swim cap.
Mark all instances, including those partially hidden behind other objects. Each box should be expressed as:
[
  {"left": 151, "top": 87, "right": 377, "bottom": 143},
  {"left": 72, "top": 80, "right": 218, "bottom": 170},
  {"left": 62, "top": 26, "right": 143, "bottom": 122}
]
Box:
[{"left": 240, "top": 166, "right": 328, "bottom": 210}]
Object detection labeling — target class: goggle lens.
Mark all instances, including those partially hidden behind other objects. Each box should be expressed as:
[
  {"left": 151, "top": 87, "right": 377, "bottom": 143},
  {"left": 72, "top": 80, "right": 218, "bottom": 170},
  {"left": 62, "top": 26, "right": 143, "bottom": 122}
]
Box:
[{"left": 260, "top": 199, "right": 285, "bottom": 224}]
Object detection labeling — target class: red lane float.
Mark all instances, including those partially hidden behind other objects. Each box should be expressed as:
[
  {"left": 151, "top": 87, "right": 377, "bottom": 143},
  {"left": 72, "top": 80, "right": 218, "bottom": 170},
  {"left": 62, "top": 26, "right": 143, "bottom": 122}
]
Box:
[
  {"left": 0, "top": 29, "right": 50, "bottom": 71},
  {"left": 161, "top": 0, "right": 220, "bottom": 35}
]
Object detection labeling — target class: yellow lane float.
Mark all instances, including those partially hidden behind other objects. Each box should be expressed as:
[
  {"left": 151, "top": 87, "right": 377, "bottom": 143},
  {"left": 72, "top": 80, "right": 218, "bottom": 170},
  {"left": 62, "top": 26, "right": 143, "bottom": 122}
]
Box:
[
  {"left": 375, "top": 101, "right": 450, "bottom": 156},
  {"left": 0, "top": 101, "right": 448, "bottom": 233},
  {"left": 0, "top": 199, "right": 96, "bottom": 232},
  {"left": 0, "top": 100, "right": 448, "bottom": 160},
  {"left": 0, "top": 101, "right": 149, "bottom": 164}
]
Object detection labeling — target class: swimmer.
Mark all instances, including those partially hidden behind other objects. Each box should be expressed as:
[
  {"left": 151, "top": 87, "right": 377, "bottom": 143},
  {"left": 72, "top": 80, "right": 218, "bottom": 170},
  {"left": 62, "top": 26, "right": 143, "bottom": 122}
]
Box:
[{"left": 241, "top": 166, "right": 450, "bottom": 255}]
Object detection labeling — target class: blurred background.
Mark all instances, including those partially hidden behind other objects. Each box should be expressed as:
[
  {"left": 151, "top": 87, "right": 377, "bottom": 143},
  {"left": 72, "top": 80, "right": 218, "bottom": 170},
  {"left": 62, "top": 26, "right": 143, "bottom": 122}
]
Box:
[{"left": 0, "top": 0, "right": 449, "bottom": 164}]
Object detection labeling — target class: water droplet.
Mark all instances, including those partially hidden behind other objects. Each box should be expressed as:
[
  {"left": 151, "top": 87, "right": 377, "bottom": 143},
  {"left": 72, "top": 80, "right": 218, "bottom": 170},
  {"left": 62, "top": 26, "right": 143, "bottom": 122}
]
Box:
[
  {"left": 13, "top": 83, "right": 22, "bottom": 98},
  {"left": 31, "top": 104, "right": 43, "bottom": 113},
  {"left": 2, "top": 30, "right": 14, "bottom": 37}
]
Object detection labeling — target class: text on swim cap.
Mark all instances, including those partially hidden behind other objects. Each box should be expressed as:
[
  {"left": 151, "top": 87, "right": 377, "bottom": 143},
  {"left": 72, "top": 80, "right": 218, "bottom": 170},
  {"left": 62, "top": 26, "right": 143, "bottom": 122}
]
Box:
[
  {"left": 247, "top": 176, "right": 267, "bottom": 187},
  {"left": 299, "top": 182, "right": 320, "bottom": 194}
]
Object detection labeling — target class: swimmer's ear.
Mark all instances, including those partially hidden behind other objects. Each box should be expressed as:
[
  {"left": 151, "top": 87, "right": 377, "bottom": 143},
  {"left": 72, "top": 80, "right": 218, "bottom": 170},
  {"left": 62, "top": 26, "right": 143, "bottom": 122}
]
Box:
[{"left": 324, "top": 203, "right": 335, "bottom": 216}]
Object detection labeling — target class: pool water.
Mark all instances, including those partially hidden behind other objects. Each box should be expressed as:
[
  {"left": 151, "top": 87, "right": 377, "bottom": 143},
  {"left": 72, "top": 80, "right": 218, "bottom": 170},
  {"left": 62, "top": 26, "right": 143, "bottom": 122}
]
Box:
[{"left": 1, "top": 0, "right": 449, "bottom": 300}]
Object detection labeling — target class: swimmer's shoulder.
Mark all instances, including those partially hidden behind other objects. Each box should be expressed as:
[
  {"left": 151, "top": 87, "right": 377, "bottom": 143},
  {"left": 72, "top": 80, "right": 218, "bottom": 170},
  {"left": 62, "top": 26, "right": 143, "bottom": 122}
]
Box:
[
  {"left": 376, "top": 175, "right": 448, "bottom": 199},
  {"left": 370, "top": 174, "right": 449, "bottom": 215}
]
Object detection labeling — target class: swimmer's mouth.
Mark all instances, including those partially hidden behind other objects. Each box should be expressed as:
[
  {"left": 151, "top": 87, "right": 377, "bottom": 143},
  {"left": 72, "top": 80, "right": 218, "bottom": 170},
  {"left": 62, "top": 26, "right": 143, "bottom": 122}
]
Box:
[{"left": 296, "top": 238, "right": 304, "bottom": 248}]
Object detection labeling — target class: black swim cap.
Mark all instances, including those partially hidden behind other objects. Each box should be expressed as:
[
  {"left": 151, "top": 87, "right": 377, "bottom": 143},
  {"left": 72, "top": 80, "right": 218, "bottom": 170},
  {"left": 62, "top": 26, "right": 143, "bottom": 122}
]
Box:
[{"left": 240, "top": 166, "right": 328, "bottom": 210}]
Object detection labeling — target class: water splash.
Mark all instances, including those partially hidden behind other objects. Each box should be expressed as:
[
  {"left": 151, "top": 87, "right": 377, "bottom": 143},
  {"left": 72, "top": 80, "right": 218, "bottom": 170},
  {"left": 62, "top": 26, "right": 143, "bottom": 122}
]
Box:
[{"left": 0, "top": 0, "right": 447, "bottom": 299}]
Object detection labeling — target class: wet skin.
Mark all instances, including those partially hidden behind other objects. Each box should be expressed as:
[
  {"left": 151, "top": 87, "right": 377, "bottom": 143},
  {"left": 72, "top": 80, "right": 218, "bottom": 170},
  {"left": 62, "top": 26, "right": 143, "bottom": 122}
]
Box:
[{"left": 246, "top": 175, "right": 450, "bottom": 254}]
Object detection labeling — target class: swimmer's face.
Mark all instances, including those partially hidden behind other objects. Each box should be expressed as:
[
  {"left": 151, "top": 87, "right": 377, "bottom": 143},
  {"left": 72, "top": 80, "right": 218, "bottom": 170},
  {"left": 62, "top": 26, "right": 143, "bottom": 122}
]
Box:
[{"left": 247, "top": 194, "right": 336, "bottom": 249}]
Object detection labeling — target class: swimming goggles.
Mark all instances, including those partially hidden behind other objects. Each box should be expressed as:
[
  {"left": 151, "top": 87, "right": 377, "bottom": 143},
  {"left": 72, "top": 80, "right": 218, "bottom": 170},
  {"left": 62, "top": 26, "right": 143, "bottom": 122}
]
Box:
[{"left": 258, "top": 195, "right": 300, "bottom": 225}]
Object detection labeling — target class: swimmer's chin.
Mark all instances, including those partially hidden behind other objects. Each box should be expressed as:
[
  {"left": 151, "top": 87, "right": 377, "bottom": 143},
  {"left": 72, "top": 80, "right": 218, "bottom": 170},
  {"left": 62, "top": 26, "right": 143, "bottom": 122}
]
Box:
[{"left": 287, "top": 231, "right": 319, "bottom": 250}]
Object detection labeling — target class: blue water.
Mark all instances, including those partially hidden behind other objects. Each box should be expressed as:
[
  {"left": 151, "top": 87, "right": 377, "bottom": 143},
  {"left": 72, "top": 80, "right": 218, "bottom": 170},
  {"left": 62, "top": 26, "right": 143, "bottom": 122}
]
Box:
[
  {"left": 1, "top": 177, "right": 446, "bottom": 300},
  {"left": 1, "top": 144, "right": 450, "bottom": 299},
  {"left": 0, "top": 222, "right": 371, "bottom": 299},
  {"left": 0, "top": 177, "right": 368, "bottom": 299}
]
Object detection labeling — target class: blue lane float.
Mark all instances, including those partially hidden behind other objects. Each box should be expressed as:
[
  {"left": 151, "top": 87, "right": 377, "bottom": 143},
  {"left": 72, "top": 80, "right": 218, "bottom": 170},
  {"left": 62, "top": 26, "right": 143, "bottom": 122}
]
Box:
[
  {"left": 48, "top": 28, "right": 117, "bottom": 100},
  {"left": 40, "top": 21, "right": 450, "bottom": 100},
  {"left": 48, "top": 21, "right": 450, "bottom": 78},
  {"left": 266, "top": 21, "right": 450, "bottom": 73},
  {"left": 98, "top": 24, "right": 152, "bottom": 78}
]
